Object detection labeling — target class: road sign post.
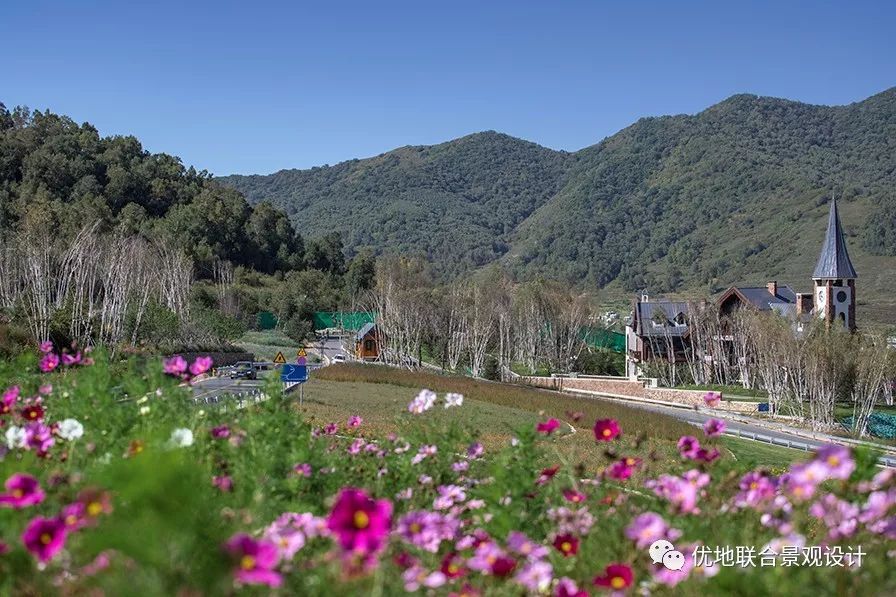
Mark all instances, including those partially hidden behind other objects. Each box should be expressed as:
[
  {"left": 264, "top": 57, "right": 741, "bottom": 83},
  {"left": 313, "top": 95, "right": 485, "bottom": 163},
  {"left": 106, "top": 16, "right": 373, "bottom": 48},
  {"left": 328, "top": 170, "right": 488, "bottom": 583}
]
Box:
[{"left": 280, "top": 362, "right": 309, "bottom": 404}]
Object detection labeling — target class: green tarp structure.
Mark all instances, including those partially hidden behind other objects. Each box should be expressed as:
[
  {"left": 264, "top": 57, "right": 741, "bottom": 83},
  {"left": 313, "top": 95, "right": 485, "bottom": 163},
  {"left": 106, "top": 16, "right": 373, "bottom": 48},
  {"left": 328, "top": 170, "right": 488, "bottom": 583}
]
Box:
[
  {"left": 580, "top": 327, "right": 626, "bottom": 353},
  {"left": 313, "top": 311, "right": 375, "bottom": 332},
  {"left": 256, "top": 311, "right": 278, "bottom": 330}
]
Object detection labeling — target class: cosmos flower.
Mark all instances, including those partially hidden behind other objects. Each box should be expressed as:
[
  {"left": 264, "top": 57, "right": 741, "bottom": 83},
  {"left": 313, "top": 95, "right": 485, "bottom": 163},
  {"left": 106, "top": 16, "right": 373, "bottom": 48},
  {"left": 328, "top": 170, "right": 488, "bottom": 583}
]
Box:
[
  {"left": 348, "top": 415, "right": 363, "bottom": 427},
  {"left": 624, "top": 512, "right": 681, "bottom": 549},
  {"left": 211, "top": 425, "right": 231, "bottom": 439},
  {"left": 593, "top": 563, "right": 634, "bottom": 591},
  {"left": 22, "top": 516, "right": 67, "bottom": 563},
  {"left": 1, "top": 386, "right": 19, "bottom": 414},
  {"left": 57, "top": 419, "right": 84, "bottom": 441},
  {"left": 408, "top": 389, "right": 437, "bottom": 414},
  {"left": 440, "top": 552, "right": 467, "bottom": 579},
  {"left": 403, "top": 565, "right": 447, "bottom": 591},
  {"left": 39, "top": 341, "right": 54, "bottom": 354},
  {"left": 537, "top": 418, "right": 561, "bottom": 434},
  {"left": 444, "top": 393, "right": 464, "bottom": 408},
  {"left": 189, "top": 356, "right": 213, "bottom": 377},
  {"left": 5, "top": 426, "right": 26, "bottom": 450},
  {"left": 593, "top": 419, "right": 620, "bottom": 442},
  {"left": 703, "top": 392, "right": 722, "bottom": 408},
  {"left": 813, "top": 445, "right": 855, "bottom": 480},
  {"left": 39, "top": 352, "right": 60, "bottom": 373},
  {"left": 21, "top": 404, "right": 45, "bottom": 422},
  {"left": 293, "top": 463, "right": 312, "bottom": 477},
  {"left": 555, "top": 577, "right": 589, "bottom": 597},
  {"left": 169, "top": 428, "right": 194, "bottom": 448},
  {"left": 467, "top": 442, "right": 484, "bottom": 459},
  {"left": 25, "top": 422, "right": 54, "bottom": 453},
  {"left": 326, "top": 487, "right": 393, "bottom": 555},
  {"left": 515, "top": 560, "right": 553, "bottom": 593},
  {"left": 163, "top": 355, "right": 188, "bottom": 376},
  {"left": 0, "top": 473, "right": 45, "bottom": 508},
  {"left": 606, "top": 457, "right": 642, "bottom": 480},
  {"left": 507, "top": 531, "right": 549, "bottom": 560},
  {"left": 563, "top": 489, "right": 587, "bottom": 504},
  {"left": 536, "top": 466, "right": 560, "bottom": 486},
  {"left": 224, "top": 533, "right": 282, "bottom": 587},
  {"left": 733, "top": 470, "right": 778, "bottom": 508},
  {"left": 677, "top": 436, "right": 701, "bottom": 459},
  {"left": 703, "top": 418, "right": 726, "bottom": 437},
  {"left": 553, "top": 533, "right": 579, "bottom": 557},
  {"left": 213, "top": 475, "right": 234, "bottom": 492}
]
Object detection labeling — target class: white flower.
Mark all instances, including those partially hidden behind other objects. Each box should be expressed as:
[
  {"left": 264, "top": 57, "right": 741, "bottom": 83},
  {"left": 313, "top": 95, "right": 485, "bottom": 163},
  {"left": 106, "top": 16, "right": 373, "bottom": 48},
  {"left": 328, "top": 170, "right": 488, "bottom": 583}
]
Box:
[
  {"left": 57, "top": 418, "right": 84, "bottom": 441},
  {"left": 408, "top": 389, "right": 437, "bottom": 414},
  {"left": 139, "top": 406, "right": 151, "bottom": 415},
  {"left": 169, "top": 428, "right": 194, "bottom": 448},
  {"left": 443, "top": 392, "right": 464, "bottom": 408},
  {"left": 5, "top": 425, "right": 26, "bottom": 449}
]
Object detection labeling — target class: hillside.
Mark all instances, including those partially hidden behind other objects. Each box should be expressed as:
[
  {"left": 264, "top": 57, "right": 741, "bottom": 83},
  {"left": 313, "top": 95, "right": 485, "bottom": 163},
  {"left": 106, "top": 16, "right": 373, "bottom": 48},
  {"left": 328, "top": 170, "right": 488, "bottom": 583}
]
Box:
[{"left": 220, "top": 89, "right": 896, "bottom": 323}]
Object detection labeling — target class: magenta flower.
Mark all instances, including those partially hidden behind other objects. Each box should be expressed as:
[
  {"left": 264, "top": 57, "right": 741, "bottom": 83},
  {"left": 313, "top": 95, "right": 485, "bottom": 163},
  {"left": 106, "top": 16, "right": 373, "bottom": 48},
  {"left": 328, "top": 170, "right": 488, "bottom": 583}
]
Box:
[
  {"left": 25, "top": 422, "right": 55, "bottom": 453},
  {"left": 809, "top": 493, "right": 860, "bottom": 540},
  {"left": 210, "top": 425, "right": 230, "bottom": 439},
  {"left": 606, "top": 457, "right": 642, "bottom": 480},
  {"left": 397, "top": 511, "right": 458, "bottom": 553},
  {"left": 0, "top": 473, "right": 45, "bottom": 508},
  {"left": 695, "top": 447, "right": 721, "bottom": 463},
  {"left": 625, "top": 512, "right": 681, "bottom": 549},
  {"left": 562, "top": 489, "right": 587, "bottom": 503},
  {"left": 163, "top": 355, "right": 188, "bottom": 376},
  {"left": 22, "top": 516, "right": 67, "bottom": 562},
  {"left": 326, "top": 487, "right": 393, "bottom": 554},
  {"left": 537, "top": 418, "right": 561, "bottom": 435},
  {"left": 734, "top": 471, "right": 778, "bottom": 508},
  {"left": 467, "top": 442, "right": 484, "bottom": 459},
  {"left": 593, "top": 563, "right": 634, "bottom": 591},
  {"left": 213, "top": 475, "right": 234, "bottom": 492},
  {"left": 677, "top": 435, "right": 701, "bottom": 459},
  {"left": 39, "top": 352, "right": 60, "bottom": 373},
  {"left": 593, "top": 419, "right": 620, "bottom": 441},
  {"left": 703, "top": 391, "right": 722, "bottom": 408},
  {"left": 190, "top": 356, "right": 213, "bottom": 376},
  {"left": 61, "top": 351, "right": 82, "bottom": 366},
  {"left": 536, "top": 465, "right": 560, "bottom": 486},
  {"left": 348, "top": 415, "right": 363, "bottom": 428},
  {"left": 703, "top": 418, "right": 726, "bottom": 437},
  {"left": 555, "top": 577, "right": 589, "bottom": 597},
  {"left": 39, "top": 341, "right": 54, "bottom": 354},
  {"left": 507, "top": 531, "right": 549, "bottom": 560},
  {"left": 1, "top": 386, "right": 19, "bottom": 415},
  {"left": 224, "top": 533, "right": 282, "bottom": 587},
  {"left": 645, "top": 474, "right": 700, "bottom": 513},
  {"left": 515, "top": 560, "right": 553, "bottom": 592},
  {"left": 814, "top": 445, "right": 855, "bottom": 480},
  {"left": 293, "top": 463, "right": 312, "bottom": 477},
  {"left": 61, "top": 502, "right": 87, "bottom": 530}
]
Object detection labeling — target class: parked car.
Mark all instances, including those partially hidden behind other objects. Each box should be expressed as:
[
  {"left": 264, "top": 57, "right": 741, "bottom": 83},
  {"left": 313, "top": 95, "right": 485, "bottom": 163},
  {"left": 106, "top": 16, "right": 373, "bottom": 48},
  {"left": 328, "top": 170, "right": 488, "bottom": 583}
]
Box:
[
  {"left": 332, "top": 354, "right": 346, "bottom": 363},
  {"left": 230, "top": 361, "right": 257, "bottom": 380}
]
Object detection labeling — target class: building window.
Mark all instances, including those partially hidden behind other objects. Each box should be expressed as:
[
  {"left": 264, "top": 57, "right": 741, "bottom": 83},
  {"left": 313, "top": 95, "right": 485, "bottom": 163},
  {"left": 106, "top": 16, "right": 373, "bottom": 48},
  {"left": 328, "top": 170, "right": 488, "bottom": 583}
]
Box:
[{"left": 364, "top": 339, "right": 374, "bottom": 351}]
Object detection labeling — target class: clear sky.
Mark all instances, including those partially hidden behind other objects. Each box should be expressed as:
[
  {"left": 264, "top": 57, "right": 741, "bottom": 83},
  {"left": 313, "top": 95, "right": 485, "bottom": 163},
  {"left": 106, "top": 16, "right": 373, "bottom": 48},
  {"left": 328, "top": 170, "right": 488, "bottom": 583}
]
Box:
[{"left": 3, "top": 0, "right": 894, "bottom": 175}]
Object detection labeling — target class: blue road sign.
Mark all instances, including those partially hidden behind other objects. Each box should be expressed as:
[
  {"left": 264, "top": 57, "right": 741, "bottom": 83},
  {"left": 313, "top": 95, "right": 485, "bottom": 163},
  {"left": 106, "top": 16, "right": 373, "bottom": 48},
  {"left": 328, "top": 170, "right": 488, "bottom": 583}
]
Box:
[{"left": 281, "top": 363, "right": 308, "bottom": 383}]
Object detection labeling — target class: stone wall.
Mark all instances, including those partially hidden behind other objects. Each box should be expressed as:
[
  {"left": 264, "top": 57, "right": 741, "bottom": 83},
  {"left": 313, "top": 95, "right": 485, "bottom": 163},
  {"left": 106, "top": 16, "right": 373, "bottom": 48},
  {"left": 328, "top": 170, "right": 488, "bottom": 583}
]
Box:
[{"left": 521, "top": 375, "right": 759, "bottom": 414}]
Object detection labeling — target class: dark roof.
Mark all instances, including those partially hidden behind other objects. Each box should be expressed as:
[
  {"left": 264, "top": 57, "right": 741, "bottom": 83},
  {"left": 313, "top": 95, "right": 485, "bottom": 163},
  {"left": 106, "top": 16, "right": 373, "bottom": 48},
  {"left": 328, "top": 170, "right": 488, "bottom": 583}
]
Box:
[
  {"left": 635, "top": 300, "right": 690, "bottom": 337},
  {"left": 355, "top": 322, "right": 376, "bottom": 341},
  {"left": 730, "top": 285, "right": 797, "bottom": 311},
  {"left": 813, "top": 199, "right": 858, "bottom": 280}
]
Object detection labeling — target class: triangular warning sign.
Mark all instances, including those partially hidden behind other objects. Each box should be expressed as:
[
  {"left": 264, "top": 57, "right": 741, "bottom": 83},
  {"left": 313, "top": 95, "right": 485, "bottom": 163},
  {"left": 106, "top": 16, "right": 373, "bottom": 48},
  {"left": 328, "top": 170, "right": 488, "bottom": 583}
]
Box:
[
  {"left": 273, "top": 351, "right": 287, "bottom": 364},
  {"left": 297, "top": 347, "right": 307, "bottom": 358}
]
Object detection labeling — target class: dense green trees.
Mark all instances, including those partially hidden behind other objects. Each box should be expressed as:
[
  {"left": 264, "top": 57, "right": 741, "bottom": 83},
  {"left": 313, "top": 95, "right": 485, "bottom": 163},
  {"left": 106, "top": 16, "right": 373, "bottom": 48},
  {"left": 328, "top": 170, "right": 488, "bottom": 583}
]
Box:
[{"left": 221, "top": 89, "right": 896, "bottom": 311}]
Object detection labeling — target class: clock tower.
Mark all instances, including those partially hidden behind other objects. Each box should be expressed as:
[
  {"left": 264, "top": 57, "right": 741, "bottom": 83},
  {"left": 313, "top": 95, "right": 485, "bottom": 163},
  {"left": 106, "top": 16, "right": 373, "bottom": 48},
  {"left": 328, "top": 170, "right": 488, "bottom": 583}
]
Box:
[{"left": 812, "top": 198, "right": 857, "bottom": 331}]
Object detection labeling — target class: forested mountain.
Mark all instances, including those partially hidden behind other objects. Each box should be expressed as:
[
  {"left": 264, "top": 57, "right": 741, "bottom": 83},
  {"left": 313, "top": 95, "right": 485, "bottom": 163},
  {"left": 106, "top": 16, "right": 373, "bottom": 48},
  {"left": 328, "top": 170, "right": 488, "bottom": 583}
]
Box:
[
  {"left": 220, "top": 88, "right": 896, "bottom": 318},
  {"left": 0, "top": 104, "right": 303, "bottom": 275}
]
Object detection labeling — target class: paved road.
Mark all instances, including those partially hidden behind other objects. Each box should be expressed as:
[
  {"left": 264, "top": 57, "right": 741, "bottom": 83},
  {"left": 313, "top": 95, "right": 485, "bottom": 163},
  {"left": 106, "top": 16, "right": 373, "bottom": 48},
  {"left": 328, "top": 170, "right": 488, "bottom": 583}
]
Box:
[
  {"left": 569, "top": 390, "right": 896, "bottom": 467},
  {"left": 311, "top": 337, "right": 349, "bottom": 365}
]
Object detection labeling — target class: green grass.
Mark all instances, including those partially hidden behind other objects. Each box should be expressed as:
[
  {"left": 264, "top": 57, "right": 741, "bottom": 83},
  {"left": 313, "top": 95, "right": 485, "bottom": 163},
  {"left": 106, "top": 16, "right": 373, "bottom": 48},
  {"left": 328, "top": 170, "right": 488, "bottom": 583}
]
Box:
[{"left": 309, "top": 364, "right": 794, "bottom": 473}]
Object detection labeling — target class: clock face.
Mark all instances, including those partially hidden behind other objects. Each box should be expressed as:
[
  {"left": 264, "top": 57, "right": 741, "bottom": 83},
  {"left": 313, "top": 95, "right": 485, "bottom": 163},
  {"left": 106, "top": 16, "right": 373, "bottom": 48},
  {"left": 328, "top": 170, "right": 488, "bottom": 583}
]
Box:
[{"left": 836, "top": 290, "right": 848, "bottom": 303}]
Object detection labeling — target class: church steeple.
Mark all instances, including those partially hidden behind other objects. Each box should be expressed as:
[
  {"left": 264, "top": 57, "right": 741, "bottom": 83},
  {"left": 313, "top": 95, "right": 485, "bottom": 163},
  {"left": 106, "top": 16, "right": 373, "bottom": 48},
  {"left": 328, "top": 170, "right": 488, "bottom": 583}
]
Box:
[
  {"left": 812, "top": 198, "right": 857, "bottom": 330},
  {"left": 813, "top": 198, "right": 858, "bottom": 280}
]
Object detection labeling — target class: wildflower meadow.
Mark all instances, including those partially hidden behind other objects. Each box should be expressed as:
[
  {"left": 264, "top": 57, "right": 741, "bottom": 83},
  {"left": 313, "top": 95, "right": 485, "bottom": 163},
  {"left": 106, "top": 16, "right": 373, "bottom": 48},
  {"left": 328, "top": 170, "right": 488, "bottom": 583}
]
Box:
[{"left": 0, "top": 346, "right": 894, "bottom": 596}]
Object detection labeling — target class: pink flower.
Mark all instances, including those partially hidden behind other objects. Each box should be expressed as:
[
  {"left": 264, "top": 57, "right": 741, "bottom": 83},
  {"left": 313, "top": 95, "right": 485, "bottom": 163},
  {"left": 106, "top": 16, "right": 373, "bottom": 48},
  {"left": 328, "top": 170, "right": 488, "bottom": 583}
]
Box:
[
  {"left": 397, "top": 511, "right": 458, "bottom": 553},
  {"left": 703, "top": 418, "right": 726, "bottom": 437},
  {"left": 625, "top": 512, "right": 681, "bottom": 549},
  {"left": 593, "top": 563, "right": 634, "bottom": 591},
  {"left": 1, "top": 386, "right": 19, "bottom": 415},
  {"left": 293, "top": 463, "right": 312, "bottom": 477},
  {"left": 606, "top": 457, "right": 642, "bottom": 480},
  {"left": 60, "top": 502, "right": 87, "bottom": 530},
  {"left": 213, "top": 475, "right": 234, "bottom": 492},
  {"left": 537, "top": 418, "right": 561, "bottom": 435},
  {"left": 809, "top": 493, "right": 860, "bottom": 540},
  {"left": 210, "top": 425, "right": 230, "bottom": 439},
  {"left": 536, "top": 465, "right": 560, "bottom": 486},
  {"left": 553, "top": 533, "right": 579, "bottom": 557},
  {"left": 348, "top": 415, "right": 363, "bottom": 428},
  {"left": 651, "top": 543, "right": 695, "bottom": 586},
  {"left": 25, "top": 422, "right": 55, "bottom": 453},
  {"left": 814, "top": 445, "right": 855, "bottom": 480},
  {"left": 189, "top": 356, "right": 213, "bottom": 377},
  {"left": 515, "top": 560, "right": 553, "bottom": 592},
  {"left": 61, "top": 351, "right": 82, "bottom": 366},
  {"left": 224, "top": 533, "right": 282, "bottom": 587},
  {"left": 39, "top": 341, "right": 54, "bottom": 353},
  {"left": 0, "top": 473, "right": 45, "bottom": 508},
  {"left": 403, "top": 565, "right": 447, "bottom": 591},
  {"left": 39, "top": 353, "right": 60, "bottom": 373},
  {"left": 22, "top": 516, "right": 67, "bottom": 562},
  {"left": 163, "top": 355, "right": 188, "bottom": 376},
  {"left": 508, "top": 531, "right": 549, "bottom": 560},
  {"left": 555, "top": 577, "right": 589, "bottom": 597},
  {"left": 593, "top": 419, "right": 620, "bottom": 442},
  {"left": 677, "top": 436, "right": 701, "bottom": 459},
  {"left": 733, "top": 471, "right": 778, "bottom": 508},
  {"left": 326, "top": 487, "right": 393, "bottom": 554},
  {"left": 563, "top": 489, "right": 587, "bottom": 504},
  {"left": 644, "top": 474, "right": 700, "bottom": 513},
  {"left": 703, "top": 392, "right": 721, "bottom": 408},
  {"left": 695, "top": 447, "right": 721, "bottom": 463},
  {"left": 467, "top": 442, "right": 484, "bottom": 459}
]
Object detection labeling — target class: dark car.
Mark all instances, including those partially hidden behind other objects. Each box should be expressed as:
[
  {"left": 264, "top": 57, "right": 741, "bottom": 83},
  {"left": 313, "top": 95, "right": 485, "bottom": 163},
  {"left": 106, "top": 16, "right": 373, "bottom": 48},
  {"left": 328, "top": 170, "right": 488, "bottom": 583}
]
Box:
[{"left": 230, "top": 362, "right": 257, "bottom": 380}]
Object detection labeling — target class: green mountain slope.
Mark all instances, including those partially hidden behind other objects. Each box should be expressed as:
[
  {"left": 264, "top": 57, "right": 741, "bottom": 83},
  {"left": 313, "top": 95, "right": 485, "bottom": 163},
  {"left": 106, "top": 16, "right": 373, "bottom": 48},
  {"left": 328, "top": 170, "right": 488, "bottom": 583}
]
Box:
[{"left": 220, "top": 89, "right": 896, "bottom": 320}]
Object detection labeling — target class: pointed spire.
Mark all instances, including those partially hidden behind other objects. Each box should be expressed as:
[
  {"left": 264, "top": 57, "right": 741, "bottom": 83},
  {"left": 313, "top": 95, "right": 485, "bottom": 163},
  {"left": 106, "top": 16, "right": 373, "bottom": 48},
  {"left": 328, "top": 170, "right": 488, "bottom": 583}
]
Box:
[{"left": 813, "top": 197, "right": 858, "bottom": 279}]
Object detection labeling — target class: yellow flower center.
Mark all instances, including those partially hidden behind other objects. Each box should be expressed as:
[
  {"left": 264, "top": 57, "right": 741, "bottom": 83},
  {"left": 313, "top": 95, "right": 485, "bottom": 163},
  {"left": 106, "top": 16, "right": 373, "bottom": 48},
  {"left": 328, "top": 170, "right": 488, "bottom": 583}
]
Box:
[
  {"left": 65, "top": 515, "right": 78, "bottom": 526},
  {"left": 87, "top": 502, "right": 103, "bottom": 516},
  {"left": 827, "top": 456, "right": 839, "bottom": 466},
  {"left": 561, "top": 541, "right": 572, "bottom": 553},
  {"left": 29, "top": 411, "right": 37, "bottom": 419},
  {"left": 40, "top": 533, "right": 52, "bottom": 545},
  {"left": 12, "top": 489, "right": 23, "bottom": 499},
  {"left": 448, "top": 564, "right": 459, "bottom": 574},
  {"left": 625, "top": 458, "right": 635, "bottom": 466},
  {"left": 353, "top": 510, "right": 370, "bottom": 529},
  {"left": 611, "top": 576, "right": 626, "bottom": 589},
  {"left": 750, "top": 482, "right": 758, "bottom": 490},
  {"left": 602, "top": 429, "right": 612, "bottom": 437},
  {"left": 240, "top": 555, "right": 255, "bottom": 570},
  {"left": 410, "top": 523, "right": 421, "bottom": 533}
]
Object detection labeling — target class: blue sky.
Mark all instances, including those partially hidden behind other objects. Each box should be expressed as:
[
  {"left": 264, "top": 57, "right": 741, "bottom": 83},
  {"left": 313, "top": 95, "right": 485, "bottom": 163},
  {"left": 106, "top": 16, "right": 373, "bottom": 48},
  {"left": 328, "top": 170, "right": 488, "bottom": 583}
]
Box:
[{"left": 3, "top": 1, "right": 893, "bottom": 175}]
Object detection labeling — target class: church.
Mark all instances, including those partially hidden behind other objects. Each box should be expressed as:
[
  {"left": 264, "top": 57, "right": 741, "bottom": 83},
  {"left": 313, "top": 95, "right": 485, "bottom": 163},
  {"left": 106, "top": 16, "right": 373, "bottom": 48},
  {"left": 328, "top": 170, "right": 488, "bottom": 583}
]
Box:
[
  {"left": 625, "top": 199, "right": 858, "bottom": 379},
  {"left": 717, "top": 198, "right": 858, "bottom": 331}
]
